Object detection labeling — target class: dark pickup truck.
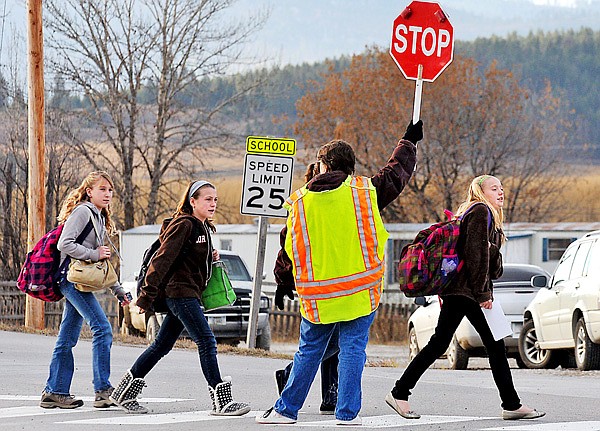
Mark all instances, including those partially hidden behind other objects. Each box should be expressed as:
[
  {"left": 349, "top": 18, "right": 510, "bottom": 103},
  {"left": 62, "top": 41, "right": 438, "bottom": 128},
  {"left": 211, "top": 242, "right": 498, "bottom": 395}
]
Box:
[{"left": 119, "top": 251, "right": 272, "bottom": 350}]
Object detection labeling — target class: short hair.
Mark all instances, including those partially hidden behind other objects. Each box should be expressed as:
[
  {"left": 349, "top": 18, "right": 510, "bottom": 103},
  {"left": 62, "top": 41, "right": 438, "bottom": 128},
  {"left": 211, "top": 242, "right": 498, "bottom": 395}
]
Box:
[{"left": 317, "top": 140, "right": 355, "bottom": 175}]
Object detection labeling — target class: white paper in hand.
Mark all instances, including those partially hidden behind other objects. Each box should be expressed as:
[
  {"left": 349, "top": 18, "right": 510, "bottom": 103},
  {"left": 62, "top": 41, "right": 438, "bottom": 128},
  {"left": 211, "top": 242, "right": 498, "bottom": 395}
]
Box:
[{"left": 482, "top": 301, "right": 512, "bottom": 341}]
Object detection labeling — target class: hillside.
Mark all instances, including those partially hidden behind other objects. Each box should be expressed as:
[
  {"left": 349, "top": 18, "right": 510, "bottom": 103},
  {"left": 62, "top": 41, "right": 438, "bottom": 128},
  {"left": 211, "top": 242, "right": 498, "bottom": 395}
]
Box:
[{"left": 223, "top": 27, "right": 600, "bottom": 160}]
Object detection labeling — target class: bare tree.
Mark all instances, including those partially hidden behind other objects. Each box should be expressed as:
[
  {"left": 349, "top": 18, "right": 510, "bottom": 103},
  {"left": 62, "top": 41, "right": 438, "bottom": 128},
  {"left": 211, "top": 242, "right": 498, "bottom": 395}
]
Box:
[
  {"left": 44, "top": 0, "right": 267, "bottom": 228},
  {"left": 0, "top": 105, "right": 28, "bottom": 279}
]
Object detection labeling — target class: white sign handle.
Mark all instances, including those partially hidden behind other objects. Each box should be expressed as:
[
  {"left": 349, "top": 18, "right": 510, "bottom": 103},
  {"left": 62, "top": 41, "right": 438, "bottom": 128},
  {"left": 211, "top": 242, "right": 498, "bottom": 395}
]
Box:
[{"left": 412, "top": 64, "right": 423, "bottom": 124}]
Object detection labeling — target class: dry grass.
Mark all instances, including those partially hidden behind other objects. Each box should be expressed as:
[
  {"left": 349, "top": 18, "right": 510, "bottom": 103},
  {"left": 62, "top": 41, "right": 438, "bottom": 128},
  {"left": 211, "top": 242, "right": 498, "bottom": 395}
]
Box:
[
  {"left": 212, "top": 164, "right": 600, "bottom": 224},
  {"left": 560, "top": 166, "right": 600, "bottom": 221},
  {"left": 366, "top": 358, "right": 399, "bottom": 368}
]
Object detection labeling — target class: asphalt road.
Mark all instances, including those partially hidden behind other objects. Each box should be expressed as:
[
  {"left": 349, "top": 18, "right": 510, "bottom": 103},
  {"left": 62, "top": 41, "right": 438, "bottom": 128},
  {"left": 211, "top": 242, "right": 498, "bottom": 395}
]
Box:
[{"left": 1, "top": 330, "right": 599, "bottom": 431}]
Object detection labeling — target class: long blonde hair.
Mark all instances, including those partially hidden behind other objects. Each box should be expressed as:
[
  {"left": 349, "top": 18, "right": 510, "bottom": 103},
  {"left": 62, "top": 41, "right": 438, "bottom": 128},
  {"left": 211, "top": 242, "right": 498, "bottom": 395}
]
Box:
[
  {"left": 455, "top": 175, "right": 505, "bottom": 244},
  {"left": 57, "top": 171, "right": 116, "bottom": 234}
]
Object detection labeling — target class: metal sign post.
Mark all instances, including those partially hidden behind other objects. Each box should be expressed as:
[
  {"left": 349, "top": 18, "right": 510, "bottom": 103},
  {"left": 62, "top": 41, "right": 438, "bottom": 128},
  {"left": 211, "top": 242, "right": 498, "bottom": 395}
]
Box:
[
  {"left": 246, "top": 216, "right": 268, "bottom": 348},
  {"left": 241, "top": 136, "right": 295, "bottom": 349}
]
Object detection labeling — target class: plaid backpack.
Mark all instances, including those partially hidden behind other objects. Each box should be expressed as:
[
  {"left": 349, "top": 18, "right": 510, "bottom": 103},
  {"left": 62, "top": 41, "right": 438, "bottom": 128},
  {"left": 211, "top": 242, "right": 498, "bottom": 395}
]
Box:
[
  {"left": 17, "top": 221, "right": 93, "bottom": 302},
  {"left": 398, "top": 203, "right": 490, "bottom": 297}
]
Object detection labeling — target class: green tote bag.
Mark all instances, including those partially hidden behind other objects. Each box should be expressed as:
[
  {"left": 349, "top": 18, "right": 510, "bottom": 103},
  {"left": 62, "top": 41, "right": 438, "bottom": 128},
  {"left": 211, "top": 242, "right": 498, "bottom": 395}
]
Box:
[{"left": 202, "top": 260, "right": 237, "bottom": 310}]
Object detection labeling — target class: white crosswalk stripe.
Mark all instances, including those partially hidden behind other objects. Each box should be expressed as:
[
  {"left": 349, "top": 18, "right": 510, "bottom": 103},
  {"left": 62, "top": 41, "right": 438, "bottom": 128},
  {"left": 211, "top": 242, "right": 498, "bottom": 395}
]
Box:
[
  {"left": 1, "top": 395, "right": 599, "bottom": 430},
  {"left": 57, "top": 410, "right": 254, "bottom": 425},
  {"left": 296, "top": 414, "right": 494, "bottom": 428},
  {"left": 484, "top": 422, "right": 600, "bottom": 431},
  {"left": 0, "top": 405, "right": 91, "bottom": 419}
]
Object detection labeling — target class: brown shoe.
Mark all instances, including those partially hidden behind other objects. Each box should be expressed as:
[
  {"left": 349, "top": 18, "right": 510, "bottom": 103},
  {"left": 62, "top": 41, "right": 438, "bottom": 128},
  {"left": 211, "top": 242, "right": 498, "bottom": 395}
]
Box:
[
  {"left": 94, "top": 387, "right": 116, "bottom": 408},
  {"left": 40, "top": 391, "right": 84, "bottom": 409}
]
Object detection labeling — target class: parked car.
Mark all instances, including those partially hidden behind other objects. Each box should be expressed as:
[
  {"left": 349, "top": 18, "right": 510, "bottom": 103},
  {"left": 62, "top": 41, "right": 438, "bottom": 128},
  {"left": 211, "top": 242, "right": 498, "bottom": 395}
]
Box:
[
  {"left": 118, "top": 250, "right": 272, "bottom": 350},
  {"left": 519, "top": 230, "right": 600, "bottom": 370},
  {"left": 407, "top": 263, "right": 549, "bottom": 369}
]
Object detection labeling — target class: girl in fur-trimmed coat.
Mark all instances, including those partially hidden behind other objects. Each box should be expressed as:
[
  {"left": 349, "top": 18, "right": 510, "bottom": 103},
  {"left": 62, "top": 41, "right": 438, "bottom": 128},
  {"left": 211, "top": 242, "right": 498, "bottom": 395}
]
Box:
[{"left": 386, "top": 175, "right": 546, "bottom": 421}]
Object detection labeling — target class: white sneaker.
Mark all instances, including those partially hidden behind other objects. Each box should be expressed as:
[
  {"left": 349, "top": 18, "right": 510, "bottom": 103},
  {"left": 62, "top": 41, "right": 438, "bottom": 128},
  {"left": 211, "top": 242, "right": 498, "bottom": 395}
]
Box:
[
  {"left": 336, "top": 415, "right": 362, "bottom": 426},
  {"left": 255, "top": 407, "right": 297, "bottom": 424}
]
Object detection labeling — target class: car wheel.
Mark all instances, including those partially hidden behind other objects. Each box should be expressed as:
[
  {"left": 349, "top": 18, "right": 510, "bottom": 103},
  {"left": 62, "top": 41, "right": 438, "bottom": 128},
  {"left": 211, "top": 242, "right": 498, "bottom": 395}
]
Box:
[
  {"left": 518, "top": 319, "right": 557, "bottom": 369},
  {"left": 256, "top": 323, "right": 272, "bottom": 351},
  {"left": 146, "top": 314, "right": 159, "bottom": 344},
  {"left": 447, "top": 336, "right": 469, "bottom": 370},
  {"left": 557, "top": 349, "right": 577, "bottom": 369},
  {"left": 574, "top": 318, "right": 600, "bottom": 371},
  {"left": 514, "top": 354, "right": 528, "bottom": 369},
  {"left": 408, "top": 327, "right": 420, "bottom": 361},
  {"left": 119, "top": 304, "right": 134, "bottom": 336}
]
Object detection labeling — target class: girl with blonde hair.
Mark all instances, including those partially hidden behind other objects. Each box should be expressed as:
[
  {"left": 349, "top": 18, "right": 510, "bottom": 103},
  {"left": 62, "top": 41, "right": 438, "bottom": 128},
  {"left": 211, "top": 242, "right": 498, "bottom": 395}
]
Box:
[
  {"left": 41, "top": 171, "right": 130, "bottom": 409},
  {"left": 386, "top": 175, "right": 545, "bottom": 421}
]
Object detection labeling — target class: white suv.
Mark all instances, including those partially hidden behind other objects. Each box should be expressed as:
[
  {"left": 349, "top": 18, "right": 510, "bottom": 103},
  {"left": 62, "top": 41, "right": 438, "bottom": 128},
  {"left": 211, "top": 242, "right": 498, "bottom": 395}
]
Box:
[{"left": 519, "top": 230, "right": 600, "bottom": 370}]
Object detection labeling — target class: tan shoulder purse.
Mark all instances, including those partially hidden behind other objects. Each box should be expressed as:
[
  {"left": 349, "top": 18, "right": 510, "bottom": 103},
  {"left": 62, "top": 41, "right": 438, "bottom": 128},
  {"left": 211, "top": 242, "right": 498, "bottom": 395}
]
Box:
[{"left": 67, "top": 208, "right": 119, "bottom": 292}]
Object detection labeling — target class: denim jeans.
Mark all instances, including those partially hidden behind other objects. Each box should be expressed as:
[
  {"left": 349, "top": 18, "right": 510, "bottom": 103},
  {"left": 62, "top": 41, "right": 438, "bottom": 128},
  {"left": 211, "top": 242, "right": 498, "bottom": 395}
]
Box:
[
  {"left": 130, "top": 297, "right": 222, "bottom": 388},
  {"left": 44, "top": 277, "right": 113, "bottom": 394},
  {"left": 281, "top": 327, "right": 339, "bottom": 405},
  {"left": 275, "top": 312, "right": 375, "bottom": 421},
  {"left": 391, "top": 295, "right": 521, "bottom": 410}
]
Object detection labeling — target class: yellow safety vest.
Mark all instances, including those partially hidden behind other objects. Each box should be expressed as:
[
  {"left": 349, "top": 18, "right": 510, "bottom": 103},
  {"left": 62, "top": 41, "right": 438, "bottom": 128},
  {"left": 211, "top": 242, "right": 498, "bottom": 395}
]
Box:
[{"left": 284, "top": 175, "right": 389, "bottom": 324}]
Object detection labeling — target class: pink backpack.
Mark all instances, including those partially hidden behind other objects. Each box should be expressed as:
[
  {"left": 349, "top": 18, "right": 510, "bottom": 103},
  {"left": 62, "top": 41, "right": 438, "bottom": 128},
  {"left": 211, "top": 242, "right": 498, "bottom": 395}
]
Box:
[
  {"left": 398, "top": 203, "right": 491, "bottom": 297},
  {"left": 17, "top": 221, "right": 93, "bottom": 302}
]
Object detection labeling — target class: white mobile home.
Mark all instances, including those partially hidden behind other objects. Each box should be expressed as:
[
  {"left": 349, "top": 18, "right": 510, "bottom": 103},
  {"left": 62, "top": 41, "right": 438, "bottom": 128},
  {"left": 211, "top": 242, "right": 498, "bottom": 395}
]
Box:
[{"left": 119, "top": 222, "right": 600, "bottom": 304}]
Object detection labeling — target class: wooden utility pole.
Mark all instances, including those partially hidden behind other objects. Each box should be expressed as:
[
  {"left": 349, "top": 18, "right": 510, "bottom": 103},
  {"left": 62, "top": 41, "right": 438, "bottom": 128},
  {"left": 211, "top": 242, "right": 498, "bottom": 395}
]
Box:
[{"left": 25, "top": 0, "right": 46, "bottom": 329}]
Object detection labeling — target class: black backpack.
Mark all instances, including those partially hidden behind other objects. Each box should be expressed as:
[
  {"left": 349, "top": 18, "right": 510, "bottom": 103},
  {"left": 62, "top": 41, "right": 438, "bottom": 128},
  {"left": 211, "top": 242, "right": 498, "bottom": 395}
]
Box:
[
  {"left": 136, "top": 216, "right": 202, "bottom": 310},
  {"left": 136, "top": 236, "right": 162, "bottom": 299}
]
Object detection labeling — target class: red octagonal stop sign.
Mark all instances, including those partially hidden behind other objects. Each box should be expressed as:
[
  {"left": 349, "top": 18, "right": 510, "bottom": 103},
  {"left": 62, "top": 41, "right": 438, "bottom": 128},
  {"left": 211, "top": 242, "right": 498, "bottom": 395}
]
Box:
[{"left": 390, "top": 1, "right": 454, "bottom": 82}]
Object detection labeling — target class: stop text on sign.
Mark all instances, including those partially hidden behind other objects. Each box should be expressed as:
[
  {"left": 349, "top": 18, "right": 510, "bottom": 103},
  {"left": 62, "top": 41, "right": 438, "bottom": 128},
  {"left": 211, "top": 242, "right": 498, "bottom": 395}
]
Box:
[
  {"left": 389, "top": 1, "right": 454, "bottom": 82},
  {"left": 392, "top": 25, "right": 451, "bottom": 58},
  {"left": 246, "top": 136, "right": 296, "bottom": 156}
]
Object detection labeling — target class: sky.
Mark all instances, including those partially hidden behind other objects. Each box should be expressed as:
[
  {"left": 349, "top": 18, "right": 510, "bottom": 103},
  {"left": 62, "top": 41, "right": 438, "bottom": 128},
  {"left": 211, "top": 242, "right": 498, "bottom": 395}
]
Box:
[
  {"left": 1, "top": 0, "right": 600, "bottom": 75},
  {"left": 232, "top": 0, "right": 600, "bottom": 67}
]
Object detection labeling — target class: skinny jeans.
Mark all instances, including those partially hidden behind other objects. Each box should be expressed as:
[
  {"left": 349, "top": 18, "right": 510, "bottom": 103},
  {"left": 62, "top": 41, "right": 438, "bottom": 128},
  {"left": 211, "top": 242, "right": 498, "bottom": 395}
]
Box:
[
  {"left": 391, "top": 295, "right": 521, "bottom": 410},
  {"left": 130, "top": 297, "right": 222, "bottom": 388}
]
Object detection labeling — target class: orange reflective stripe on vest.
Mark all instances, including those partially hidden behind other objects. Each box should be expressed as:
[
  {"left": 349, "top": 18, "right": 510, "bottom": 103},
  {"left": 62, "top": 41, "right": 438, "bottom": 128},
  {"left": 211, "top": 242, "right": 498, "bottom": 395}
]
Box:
[
  {"left": 287, "top": 189, "right": 313, "bottom": 283},
  {"left": 351, "top": 176, "right": 380, "bottom": 270},
  {"left": 284, "top": 176, "right": 389, "bottom": 324}
]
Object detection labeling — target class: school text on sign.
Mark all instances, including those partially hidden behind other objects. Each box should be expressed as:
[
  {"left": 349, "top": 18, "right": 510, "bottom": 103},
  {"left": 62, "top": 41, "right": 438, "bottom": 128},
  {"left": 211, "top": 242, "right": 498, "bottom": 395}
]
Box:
[{"left": 246, "top": 136, "right": 296, "bottom": 156}]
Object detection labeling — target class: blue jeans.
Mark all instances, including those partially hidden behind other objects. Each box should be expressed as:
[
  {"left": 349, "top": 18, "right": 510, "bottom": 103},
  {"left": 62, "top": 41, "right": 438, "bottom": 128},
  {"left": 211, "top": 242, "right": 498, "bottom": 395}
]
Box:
[
  {"left": 130, "top": 297, "right": 222, "bottom": 388},
  {"left": 45, "top": 278, "right": 113, "bottom": 394},
  {"left": 281, "top": 327, "right": 339, "bottom": 405},
  {"left": 274, "top": 312, "right": 375, "bottom": 421}
]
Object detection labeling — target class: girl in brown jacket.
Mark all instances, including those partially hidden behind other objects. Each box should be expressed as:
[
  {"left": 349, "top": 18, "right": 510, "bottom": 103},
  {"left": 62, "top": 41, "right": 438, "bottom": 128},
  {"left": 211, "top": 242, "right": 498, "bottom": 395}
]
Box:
[
  {"left": 386, "top": 175, "right": 545, "bottom": 421},
  {"left": 110, "top": 181, "right": 250, "bottom": 416}
]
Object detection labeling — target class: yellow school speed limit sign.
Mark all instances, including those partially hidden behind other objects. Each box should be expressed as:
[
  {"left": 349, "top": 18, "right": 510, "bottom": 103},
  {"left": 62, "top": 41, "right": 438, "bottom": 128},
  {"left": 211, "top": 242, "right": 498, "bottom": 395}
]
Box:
[{"left": 240, "top": 136, "right": 295, "bottom": 218}]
